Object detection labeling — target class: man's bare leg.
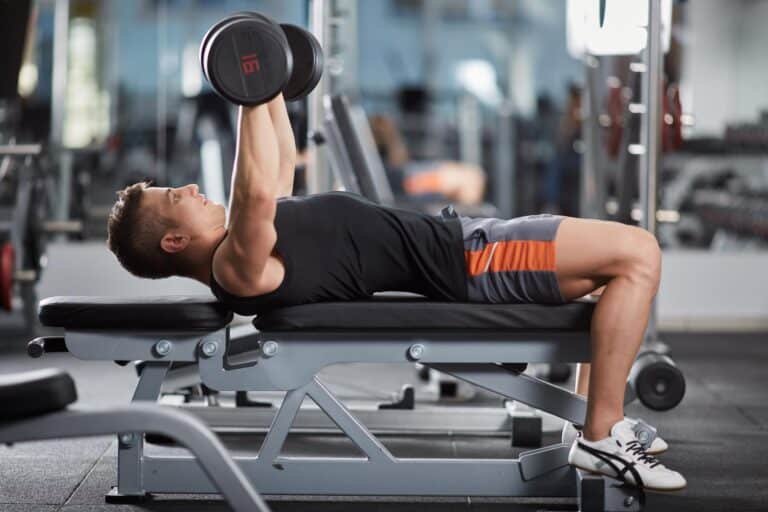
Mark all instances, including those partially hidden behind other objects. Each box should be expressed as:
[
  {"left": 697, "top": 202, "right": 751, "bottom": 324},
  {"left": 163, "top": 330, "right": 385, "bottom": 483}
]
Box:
[
  {"left": 573, "top": 285, "right": 605, "bottom": 396},
  {"left": 575, "top": 364, "right": 590, "bottom": 397},
  {"left": 554, "top": 218, "right": 661, "bottom": 441}
]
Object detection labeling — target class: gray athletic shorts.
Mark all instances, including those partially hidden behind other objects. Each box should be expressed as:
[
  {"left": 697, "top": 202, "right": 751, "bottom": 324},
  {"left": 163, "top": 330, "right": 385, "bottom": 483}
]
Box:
[{"left": 459, "top": 214, "right": 567, "bottom": 304}]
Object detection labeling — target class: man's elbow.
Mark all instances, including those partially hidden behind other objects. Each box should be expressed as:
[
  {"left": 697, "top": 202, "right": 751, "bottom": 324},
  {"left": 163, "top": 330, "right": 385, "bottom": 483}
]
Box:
[{"left": 233, "top": 184, "right": 279, "bottom": 204}]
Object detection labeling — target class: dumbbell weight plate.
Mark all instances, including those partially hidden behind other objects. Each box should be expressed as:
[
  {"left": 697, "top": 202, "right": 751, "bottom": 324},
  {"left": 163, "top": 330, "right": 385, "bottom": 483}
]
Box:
[
  {"left": 25, "top": 178, "right": 48, "bottom": 277},
  {"left": 629, "top": 352, "right": 686, "bottom": 411},
  {"left": 204, "top": 17, "right": 293, "bottom": 106},
  {"left": 280, "top": 24, "right": 324, "bottom": 101},
  {"left": 1, "top": 242, "right": 14, "bottom": 311},
  {"left": 510, "top": 415, "right": 543, "bottom": 448},
  {"left": 199, "top": 12, "right": 252, "bottom": 82},
  {"left": 204, "top": 16, "right": 292, "bottom": 105},
  {"left": 199, "top": 12, "right": 288, "bottom": 84}
]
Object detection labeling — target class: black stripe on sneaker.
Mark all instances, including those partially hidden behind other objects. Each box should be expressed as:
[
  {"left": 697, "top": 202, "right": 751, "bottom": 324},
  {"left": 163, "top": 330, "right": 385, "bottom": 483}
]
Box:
[{"left": 577, "top": 442, "right": 645, "bottom": 488}]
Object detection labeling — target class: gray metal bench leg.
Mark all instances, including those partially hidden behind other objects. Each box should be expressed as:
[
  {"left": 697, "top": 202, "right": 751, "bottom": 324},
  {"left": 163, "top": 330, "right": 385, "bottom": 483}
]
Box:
[
  {"left": 0, "top": 405, "right": 270, "bottom": 512},
  {"left": 306, "top": 378, "right": 395, "bottom": 462},
  {"left": 578, "top": 471, "right": 644, "bottom": 512},
  {"left": 116, "top": 362, "right": 169, "bottom": 500},
  {"left": 431, "top": 363, "right": 588, "bottom": 425},
  {"left": 258, "top": 384, "right": 308, "bottom": 462},
  {"left": 258, "top": 378, "right": 395, "bottom": 463}
]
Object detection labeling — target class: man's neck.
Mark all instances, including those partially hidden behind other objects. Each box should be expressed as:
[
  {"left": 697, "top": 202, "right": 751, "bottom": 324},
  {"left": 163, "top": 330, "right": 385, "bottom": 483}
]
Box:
[{"left": 186, "top": 229, "right": 227, "bottom": 286}]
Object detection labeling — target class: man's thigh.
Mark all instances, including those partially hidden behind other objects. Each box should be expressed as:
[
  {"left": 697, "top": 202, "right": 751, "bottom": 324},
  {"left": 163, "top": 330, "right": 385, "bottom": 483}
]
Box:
[
  {"left": 460, "top": 214, "right": 565, "bottom": 304},
  {"left": 554, "top": 217, "right": 642, "bottom": 300}
]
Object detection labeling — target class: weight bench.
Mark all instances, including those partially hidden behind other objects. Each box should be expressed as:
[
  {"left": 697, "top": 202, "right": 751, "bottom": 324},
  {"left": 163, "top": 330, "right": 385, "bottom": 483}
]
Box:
[
  {"left": 31, "top": 294, "right": 645, "bottom": 511},
  {"left": 0, "top": 368, "right": 270, "bottom": 512}
]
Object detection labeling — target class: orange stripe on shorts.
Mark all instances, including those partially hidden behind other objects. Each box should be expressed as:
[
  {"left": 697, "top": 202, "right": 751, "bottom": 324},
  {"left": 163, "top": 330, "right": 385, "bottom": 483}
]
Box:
[{"left": 465, "top": 240, "right": 556, "bottom": 277}]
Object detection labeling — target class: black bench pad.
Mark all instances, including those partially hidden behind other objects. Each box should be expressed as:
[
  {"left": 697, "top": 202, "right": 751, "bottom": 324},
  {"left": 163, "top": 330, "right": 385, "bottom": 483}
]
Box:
[
  {"left": 0, "top": 369, "right": 77, "bottom": 421},
  {"left": 255, "top": 296, "right": 596, "bottom": 332},
  {"left": 37, "top": 294, "right": 595, "bottom": 333},
  {"left": 39, "top": 296, "right": 233, "bottom": 331}
]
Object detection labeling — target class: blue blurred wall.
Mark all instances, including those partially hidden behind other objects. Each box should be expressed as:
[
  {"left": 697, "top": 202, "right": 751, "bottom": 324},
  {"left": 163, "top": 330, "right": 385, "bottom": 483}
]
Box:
[
  {"left": 35, "top": 0, "right": 580, "bottom": 124},
  {"left": 357, "top": 0, "right": 582, "bottom": 116}
]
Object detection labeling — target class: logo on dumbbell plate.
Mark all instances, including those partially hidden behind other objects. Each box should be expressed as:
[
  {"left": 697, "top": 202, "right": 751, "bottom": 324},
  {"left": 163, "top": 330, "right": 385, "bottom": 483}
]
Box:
[{"left": 240, "top": 54, "right": 260, "bottom": 75}]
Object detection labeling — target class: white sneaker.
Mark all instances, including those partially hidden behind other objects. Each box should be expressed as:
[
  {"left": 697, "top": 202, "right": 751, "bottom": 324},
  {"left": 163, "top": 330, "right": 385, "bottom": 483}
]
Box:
[
  {"left": 567, "top": 419, "right": 686, "bottom": 491},
  {"left": 626, "top": 417, "right": 669, "bottom": 454},
  {"left": 561, "top": 417, "right": 668, "bottom": 454}
]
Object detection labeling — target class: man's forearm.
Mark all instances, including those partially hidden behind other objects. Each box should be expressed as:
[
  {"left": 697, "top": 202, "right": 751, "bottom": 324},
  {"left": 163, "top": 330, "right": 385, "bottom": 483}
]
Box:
[
  {"left": 230, "top": 105, "right": 280, "bottom": 203},
  {"left": 266, "top": 94, "right": 297, "bottom": 196}
]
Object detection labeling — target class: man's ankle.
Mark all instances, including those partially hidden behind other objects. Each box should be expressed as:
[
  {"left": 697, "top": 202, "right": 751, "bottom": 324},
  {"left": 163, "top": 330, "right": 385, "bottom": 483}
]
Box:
[
  {"left": 581, "top": 428, "right": 608, "bottom": 442},
  {"left": 582, "top": 417, "right": 623, "bottom": 442}
]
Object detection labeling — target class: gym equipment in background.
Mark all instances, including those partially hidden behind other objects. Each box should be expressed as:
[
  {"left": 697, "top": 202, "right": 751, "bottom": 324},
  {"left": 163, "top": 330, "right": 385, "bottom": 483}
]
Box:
[{"left": 0, "top": 368, "right": 270, "bottom": 512}]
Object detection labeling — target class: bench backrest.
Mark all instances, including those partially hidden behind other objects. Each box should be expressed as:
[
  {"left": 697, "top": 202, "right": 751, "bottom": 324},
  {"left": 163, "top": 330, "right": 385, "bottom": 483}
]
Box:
[{"left": 328, "top": 94, "right": 396, "bottom": 206}]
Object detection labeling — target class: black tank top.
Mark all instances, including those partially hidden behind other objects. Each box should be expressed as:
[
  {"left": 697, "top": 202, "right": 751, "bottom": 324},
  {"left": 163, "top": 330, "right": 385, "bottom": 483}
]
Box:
[{"left": 209, "top": 192, "right": 468, "bottom": 314}]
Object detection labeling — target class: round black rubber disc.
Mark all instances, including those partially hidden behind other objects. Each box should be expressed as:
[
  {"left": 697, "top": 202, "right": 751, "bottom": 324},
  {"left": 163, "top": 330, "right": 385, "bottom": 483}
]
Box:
[
  {"left": 200, "top": 12, "right": 288, "bottom": 84},
  {"left": 205, "top": 17, "right": 292, "bottom": 106},
  {"left": 199, "top": 12, "right": 253, "bottom": 82},
  {"left": 281, "top": 24, "right": 324, "bottom": 101}
]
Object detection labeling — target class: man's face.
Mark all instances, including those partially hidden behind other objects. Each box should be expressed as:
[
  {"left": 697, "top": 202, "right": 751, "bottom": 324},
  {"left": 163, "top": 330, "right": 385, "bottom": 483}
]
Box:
[{"left": 142, "top": 184, "right": 226, "bottom": 236}]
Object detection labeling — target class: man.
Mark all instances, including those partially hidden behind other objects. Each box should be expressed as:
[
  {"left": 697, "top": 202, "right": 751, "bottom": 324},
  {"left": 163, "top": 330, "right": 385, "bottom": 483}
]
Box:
[
  {"left": 369, "top": 113, "right": 487, "bottom": 205},
  {"left": 107, "top": 95, "right": 686, "bottom": 492}
]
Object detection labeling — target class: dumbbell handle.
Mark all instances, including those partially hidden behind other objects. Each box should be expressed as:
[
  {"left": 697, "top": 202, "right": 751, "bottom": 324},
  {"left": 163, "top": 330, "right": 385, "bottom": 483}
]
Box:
[
  {"left": 0, "top": 144, "right": 43, "bottom": 156},
  {"left": 14, "top": 269, "right": 37, "bottom": 282},
  {"left": 27, "top": 336, "right": 68, "bottom": 358},
  {"left": 0, "top": 220, "right": 83, "bottom": 236},
  {"left": 43, "top": 220, "right": 83, "bottom": 234}
]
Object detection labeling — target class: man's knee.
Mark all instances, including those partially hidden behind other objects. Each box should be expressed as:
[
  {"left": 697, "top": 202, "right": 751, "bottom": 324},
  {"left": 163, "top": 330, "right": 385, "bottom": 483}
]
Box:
[{"left": 616, "top": 226, "right": 662, "bottom": 292}]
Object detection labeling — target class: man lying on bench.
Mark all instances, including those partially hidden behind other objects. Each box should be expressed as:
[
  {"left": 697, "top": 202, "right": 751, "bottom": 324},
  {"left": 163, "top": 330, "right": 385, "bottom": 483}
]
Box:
[{"left": 105, "top": 93, "right": 685, "bottom": 492}]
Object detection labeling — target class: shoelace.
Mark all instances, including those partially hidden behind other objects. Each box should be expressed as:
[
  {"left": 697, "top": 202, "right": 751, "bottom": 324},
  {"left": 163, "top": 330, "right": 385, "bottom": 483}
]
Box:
[{"left": 624, "top": 440, "right": 661, "bottom": 468}]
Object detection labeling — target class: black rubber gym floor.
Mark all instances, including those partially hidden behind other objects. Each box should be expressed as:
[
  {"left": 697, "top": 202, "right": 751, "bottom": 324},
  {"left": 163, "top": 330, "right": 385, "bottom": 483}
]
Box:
[{"left": 0, "top": 330, "right": 766, "bottom": 512}]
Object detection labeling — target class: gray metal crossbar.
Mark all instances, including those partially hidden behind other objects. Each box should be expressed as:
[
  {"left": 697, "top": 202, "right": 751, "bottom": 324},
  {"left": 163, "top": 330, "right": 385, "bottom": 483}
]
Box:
[{"left": 0, "top": 404, "right": 270, "bottom": 512}]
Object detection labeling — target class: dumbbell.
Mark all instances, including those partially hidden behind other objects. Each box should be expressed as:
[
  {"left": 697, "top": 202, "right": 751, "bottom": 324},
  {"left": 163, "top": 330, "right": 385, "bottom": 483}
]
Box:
[
  {"left": 0, "top": 242, "right": 37, "bottom": 312},
  {"left": 627, "top": 351, "right": 686, "bottom": 411},
  {"left": 199, "top": 12, "right": 323, "bottom": 106}
]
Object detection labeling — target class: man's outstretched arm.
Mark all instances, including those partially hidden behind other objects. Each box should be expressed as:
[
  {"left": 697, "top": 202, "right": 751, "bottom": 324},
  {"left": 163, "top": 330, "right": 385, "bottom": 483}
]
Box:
[
  {"left": 266, "top": 94, "right": 297, "bottom": 197},
  {"left": 216, "top": 104, "right": 280, "bottom": 292}
]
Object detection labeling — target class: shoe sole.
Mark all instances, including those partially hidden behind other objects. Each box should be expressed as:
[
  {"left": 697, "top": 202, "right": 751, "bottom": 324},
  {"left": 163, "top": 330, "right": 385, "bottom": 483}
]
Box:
[
  {"left": 564, "top": 428, "right": 668, "bottom": 455},
  {"left": 565, "top": 443, "right": 667, "bottom": 455},
  {"left": 570, "top": 463, "right": 686, "bottom": 493}
]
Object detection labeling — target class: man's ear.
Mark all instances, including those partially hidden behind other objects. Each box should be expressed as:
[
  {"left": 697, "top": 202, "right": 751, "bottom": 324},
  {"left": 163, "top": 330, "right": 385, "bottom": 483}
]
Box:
[{"left": 160, "top": 232, "right": 190, "bottom": 254}]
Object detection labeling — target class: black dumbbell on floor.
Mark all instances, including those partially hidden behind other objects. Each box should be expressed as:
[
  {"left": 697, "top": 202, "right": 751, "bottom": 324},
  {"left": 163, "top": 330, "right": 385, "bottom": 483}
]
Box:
[
  {"left": 199, "top": 12, "right": 324, "bottom": 106},
  {"left": 627, "top": 351, "right": 686, "bottom": 411}
]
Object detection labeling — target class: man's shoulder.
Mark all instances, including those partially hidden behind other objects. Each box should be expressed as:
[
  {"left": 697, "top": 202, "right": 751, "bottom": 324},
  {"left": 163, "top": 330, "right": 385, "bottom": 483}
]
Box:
[{"left": 211, "top": 238, "right": 283, "bottom": 298}]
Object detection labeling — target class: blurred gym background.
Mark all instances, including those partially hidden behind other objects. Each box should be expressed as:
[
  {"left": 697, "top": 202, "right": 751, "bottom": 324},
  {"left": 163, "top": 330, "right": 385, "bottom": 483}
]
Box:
[{"left": 0, "top": 0, "right": 766, "bottom": 334}]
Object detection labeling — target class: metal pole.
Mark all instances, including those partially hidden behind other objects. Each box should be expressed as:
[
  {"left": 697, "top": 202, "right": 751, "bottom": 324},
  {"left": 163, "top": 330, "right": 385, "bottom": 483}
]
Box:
[
  {"left": 422, "top": 0, "right": 439, "bottom": 93},
  {"left": 494, "top": 101, "right": 515, "bottom": 218},
  {"left": 51, "top": 0, "right": 71, "bottom": 224},
  {"left": 156, "top": 0, "right": 168, "bottom": 185},
  {"left": 307, "top": 0, "right": 331, "bottom": 193},
  {"left": 640, "top": 0, "right": 662, "bottom": 235},
  {"left": 640, "top": 0, "right": 663, "bottom": 343},
  {"left": 341, "top": 0, "right": 358, "bottom": 95},
  {"left": 457, "top": 94, "right": 482, "bottom": 167},
  {"left": 50, "top": 0, "right": 69, "bottom": 147},
  {"left": 580, "top": 56, "right": 603, "bottom": 219},
  {"left": 103, "top": 0, "right": 120, "bottom": 140}
]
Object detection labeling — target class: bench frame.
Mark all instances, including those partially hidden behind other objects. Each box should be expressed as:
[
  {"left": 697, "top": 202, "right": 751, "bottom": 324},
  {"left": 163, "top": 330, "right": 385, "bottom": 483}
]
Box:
[
  {"left": 59, "top": 325, "right": 644, "bottom": 511},
  {"left": 0, "top": 400, "right": 269, "bottom": 512}
]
